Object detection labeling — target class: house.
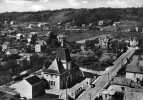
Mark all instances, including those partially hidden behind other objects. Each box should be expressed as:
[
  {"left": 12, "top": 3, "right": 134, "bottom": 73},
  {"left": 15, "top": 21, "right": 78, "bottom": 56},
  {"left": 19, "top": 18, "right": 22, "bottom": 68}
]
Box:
[
  {"left": 16, "top": 33, "right": 24, "bottom": 40},
  {"left": 35, "top": 44, "right": 42, "bottom": 53},
  {"left": 68, "top": 78, "right": 90, "bottom": 99},
  {"left": 36, "top": 40, "right": 47, "bottom": 46},
  {"left": 68, "top": 71, "right": 97, "bottom": 99},
  {"left": 2, "top": 42, "right": 10, "bottom": 51},
  {"left": 57, "top": 33, "right": 66, "bottom": 46},
  {"left": 98, "top": 20, "right": 104, "bottom": 26},
  {"left": 126, "top": 55, "right": 143, "bottom": 83},
  {"left": 10, "top": 76, "right": 45, "bottom": 99},
  {"left": 129, "top": 39, "right": 138, "bottom": 47},
  {"left": 6, "top": 49, "right": 19, "bottom": 55},
  {"left": 99, "top": 36, "right": 109, "bottom": 48},
  {"left": 35, "top": 40, "right": 46, "bottom": 53},
  {"left": 42, "top": 47, "right": 83, "bottom": 90},
  {"left": 135, "top": 26, "right": 139, "bottom": 32},
  {"left": 103, "top": 78, "right": 143, "bottom": 100},
  {"left": 42, "top": 58, "right": 67, "bottom": 90}
]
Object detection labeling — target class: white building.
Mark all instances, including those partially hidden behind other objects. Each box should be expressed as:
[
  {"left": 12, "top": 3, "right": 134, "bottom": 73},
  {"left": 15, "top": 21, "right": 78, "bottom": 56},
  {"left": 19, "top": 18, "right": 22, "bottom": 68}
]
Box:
[
  {"left": 2, "top": 42, "right": 9, "bottom": 51},
  {"left": 129, "top": 39, "right": 138, "bottom": 47},
  {"left": 42, "top": 58, "right": 66, "bottom": 90},
  {"left": 99, "top": 36, "right": 109, "bottom": 48},
  {"left": 42, "top": 47, "right": 83, "bottom": 90},
  {"left": 35, "top": 44, "right": 41, "bottom": 53},
  {"left": 16, "top": 33, "right": 24, "bottom": 40},
  {"left": 98, "top": 20, "right": 104, "bottom": 26},
  {"left": 10, "top": 76, "right": 45, "bottom": 99}
]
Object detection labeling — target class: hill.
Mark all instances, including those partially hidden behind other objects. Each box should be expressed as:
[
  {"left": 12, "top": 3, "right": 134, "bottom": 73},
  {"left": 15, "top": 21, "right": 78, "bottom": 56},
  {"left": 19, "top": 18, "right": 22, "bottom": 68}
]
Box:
[{"left": 0, "top": 8, "right": 143, "bottom": 26}]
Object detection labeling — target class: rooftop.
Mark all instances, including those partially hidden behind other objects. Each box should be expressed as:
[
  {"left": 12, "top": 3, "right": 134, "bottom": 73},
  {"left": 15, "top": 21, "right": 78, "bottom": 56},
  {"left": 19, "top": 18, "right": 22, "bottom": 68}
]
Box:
[
  {"left": 44, "top": 58, "right": 66, "bottom": 75},
  {"left": 83, "top": 71, "right": 97, "bottom": 78},
  {"left": 26, "top": 76, "right": 41, "bottom": 85}
]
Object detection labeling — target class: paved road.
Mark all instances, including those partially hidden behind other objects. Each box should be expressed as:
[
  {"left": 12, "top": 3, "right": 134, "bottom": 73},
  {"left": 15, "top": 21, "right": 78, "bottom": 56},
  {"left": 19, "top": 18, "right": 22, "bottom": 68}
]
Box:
[{"left": 77, "top": 47, "right": 136, "bottom": 100}]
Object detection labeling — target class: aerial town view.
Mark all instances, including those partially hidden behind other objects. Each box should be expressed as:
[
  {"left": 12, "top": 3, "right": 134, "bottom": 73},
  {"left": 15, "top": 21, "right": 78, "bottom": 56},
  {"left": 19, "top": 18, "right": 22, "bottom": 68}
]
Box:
[{"left": 0, "top": 0, "right": 143, "bottom": 100}]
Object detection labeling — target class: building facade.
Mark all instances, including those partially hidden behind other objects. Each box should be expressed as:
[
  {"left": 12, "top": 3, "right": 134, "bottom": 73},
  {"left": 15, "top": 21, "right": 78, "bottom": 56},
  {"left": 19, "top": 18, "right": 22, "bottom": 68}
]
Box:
[
  {"left": 10, "top": 76, "right": 45, "bottom": 99},
  {"left": 42, "top": 47, "right": 83, "bottom": 90}
]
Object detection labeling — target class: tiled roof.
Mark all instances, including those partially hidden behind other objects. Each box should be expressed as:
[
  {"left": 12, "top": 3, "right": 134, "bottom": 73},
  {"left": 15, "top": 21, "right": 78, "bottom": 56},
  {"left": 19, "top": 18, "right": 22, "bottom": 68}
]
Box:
[{"left": 26, "top": 76, "right": 41, "bottom": 85}]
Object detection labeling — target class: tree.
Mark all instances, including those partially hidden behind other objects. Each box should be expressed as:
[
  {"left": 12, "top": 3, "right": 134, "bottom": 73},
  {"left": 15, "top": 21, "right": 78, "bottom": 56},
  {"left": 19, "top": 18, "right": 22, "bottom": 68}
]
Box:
[{"left": 31, "top": 34, "right": 37, "bottom": 45}]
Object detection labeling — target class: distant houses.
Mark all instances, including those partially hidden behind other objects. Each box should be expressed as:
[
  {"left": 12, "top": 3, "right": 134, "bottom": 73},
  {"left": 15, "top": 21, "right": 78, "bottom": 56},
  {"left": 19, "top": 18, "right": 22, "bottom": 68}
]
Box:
[{"left": 1, "top": 18, "right": 143, "bottom": 100}]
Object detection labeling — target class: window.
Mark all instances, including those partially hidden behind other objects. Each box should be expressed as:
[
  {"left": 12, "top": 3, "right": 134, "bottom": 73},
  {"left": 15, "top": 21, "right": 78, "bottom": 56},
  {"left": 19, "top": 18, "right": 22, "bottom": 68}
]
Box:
[
  {"left": 51, "top": 81, "right": 53, "bottom": 85},
  {"left": 72, "top": 93, "right": 74, "bottom": 96},
  {"left": 53, "top": 81, "right": 55, "bottom": 85},
  {"left": 50, "top": 81, "right": 55, "bottom": 86}
]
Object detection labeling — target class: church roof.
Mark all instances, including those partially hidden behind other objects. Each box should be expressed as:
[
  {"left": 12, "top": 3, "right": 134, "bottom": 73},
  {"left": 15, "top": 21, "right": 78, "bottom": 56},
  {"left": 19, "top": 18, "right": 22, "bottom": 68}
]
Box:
[
  {"left": 56, "top": 47, "right": 71, "bottom": 62},
  {"left": 45, "top": 58, "right": 67, "bottom": 75}
]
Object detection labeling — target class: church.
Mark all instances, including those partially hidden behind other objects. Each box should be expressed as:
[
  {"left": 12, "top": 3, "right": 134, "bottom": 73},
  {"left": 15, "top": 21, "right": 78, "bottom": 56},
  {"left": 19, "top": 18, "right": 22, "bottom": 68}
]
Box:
[{"left": 42, "top": 34, "right": 84, "bottom": 90}]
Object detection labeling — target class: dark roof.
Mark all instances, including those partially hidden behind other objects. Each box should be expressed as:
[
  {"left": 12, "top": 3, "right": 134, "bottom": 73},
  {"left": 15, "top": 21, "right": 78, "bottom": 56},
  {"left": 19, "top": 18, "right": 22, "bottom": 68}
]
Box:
[
  {"left": 83, "top": 72, "right": 98, "bottom": 78},
  {"left": 45, "top": 58, "right": 66, "bottom": 75},
  {"left": 56, "top": 47, "right": 71, "bottom": 62},
  {"left": 26, "top": 76, "right": 41, "bottom": 85}
]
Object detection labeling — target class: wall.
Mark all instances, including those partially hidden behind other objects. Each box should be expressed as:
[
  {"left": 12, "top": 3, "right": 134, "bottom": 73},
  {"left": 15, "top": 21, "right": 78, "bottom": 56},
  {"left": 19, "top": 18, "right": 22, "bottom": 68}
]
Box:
[
  {"left": 60, "top": 73, "right": 67, "bottom": 89},
  {"left": 11, "top": 80, "right": 32, "bottom": 99},
  {"left": 32, "top": 81, "right": 45, "bottom": 98},
  {"left": 126, "top": 72, "right": 135, "bottom": 81},
  {"left": 69, "top": 78, "right": 90, "bottom": 99}
]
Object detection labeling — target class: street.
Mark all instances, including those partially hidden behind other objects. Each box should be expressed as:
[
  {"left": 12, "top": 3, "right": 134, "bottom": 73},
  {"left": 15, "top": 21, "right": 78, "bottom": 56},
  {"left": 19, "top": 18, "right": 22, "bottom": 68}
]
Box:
[{"left": 77, "top": 47, "right": 136, "bottom": 100}]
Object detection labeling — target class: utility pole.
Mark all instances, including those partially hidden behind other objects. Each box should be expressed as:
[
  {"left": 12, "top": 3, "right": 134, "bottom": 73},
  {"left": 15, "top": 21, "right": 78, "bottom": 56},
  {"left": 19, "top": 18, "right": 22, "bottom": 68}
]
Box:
[{"left": 66, "top": 72, "right": 70, "bottom": 100}]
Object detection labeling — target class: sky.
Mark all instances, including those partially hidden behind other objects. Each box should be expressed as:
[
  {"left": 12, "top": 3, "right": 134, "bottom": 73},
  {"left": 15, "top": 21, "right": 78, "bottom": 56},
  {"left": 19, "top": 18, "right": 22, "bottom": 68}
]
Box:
[{"left": 0, "top": 0, "right": 143, "bottom": 12}]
